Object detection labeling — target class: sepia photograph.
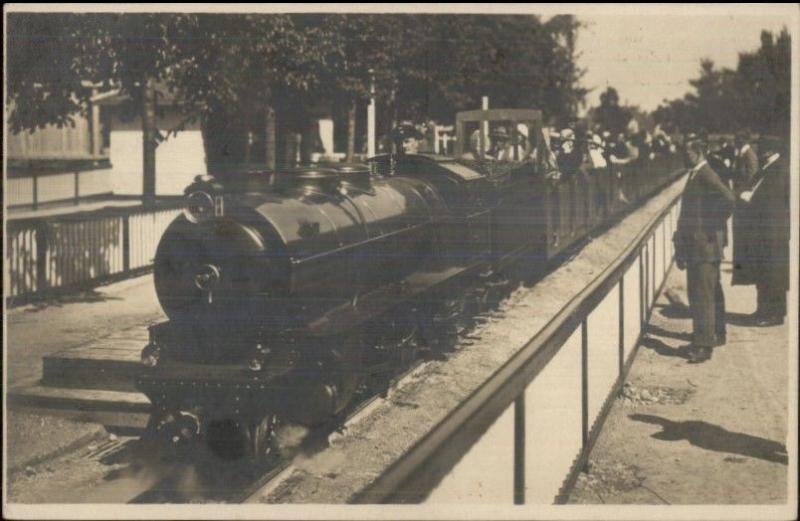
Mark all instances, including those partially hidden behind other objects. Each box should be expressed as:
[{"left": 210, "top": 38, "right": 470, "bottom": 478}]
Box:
[{"left": 3, "top": 3, "right": 798, "bottom": 519}]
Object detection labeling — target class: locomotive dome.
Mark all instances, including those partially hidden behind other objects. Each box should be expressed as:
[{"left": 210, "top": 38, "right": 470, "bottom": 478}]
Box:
[{"left": 277, "top": 166, "right": 341, "bottom": 193}]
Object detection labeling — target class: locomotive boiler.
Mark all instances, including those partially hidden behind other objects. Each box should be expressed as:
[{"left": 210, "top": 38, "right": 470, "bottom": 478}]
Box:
[{"left": 136, "top": 109, "right": 684, "bottom": 461}]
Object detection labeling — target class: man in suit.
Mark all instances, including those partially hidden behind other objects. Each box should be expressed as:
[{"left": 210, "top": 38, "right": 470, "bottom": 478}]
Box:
[
  {"left": 733, "top": 129, "right": 759, "bottom": 192},
  {"left": 730, "top": 130, "right": 758, "bottom": 281},
  {"left": 674, "top": 137, "right": 736, "bottom": 363},
  {"left": 737, "top": 140, "right": 790, "bottom": 325}
]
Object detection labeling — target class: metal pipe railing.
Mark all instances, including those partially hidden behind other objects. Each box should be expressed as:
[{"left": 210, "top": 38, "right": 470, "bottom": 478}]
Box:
[{"left": 353, "top": 178, "right": 683, "bottom": 505}]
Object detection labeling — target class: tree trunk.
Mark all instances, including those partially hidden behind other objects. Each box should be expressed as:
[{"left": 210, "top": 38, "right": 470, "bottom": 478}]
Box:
[
  {"left": 200, "top": 103, "right": 249, "bottom": 177},
  {"left": 142, "top": 79, "right": 157, "bottom": 208},
  {"left": 264, "top": 105, "right": 276, "bottom": 171},
  {"left": 300, "top": 118, "right": 316, "bottom": 165},
  {"left": 347, "top": 99, "right": 356, "bottom": 162}
]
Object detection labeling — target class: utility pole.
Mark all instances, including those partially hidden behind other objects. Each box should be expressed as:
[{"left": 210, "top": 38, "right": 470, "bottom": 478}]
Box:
[
  {"left": 90, "top": 87, "right": 102, "bottom": 157},
  {"left": 347, "top": 99, "right": 356, "bottom": 162},
  {"left": 479, "top": 95, "right": 489, "bottom": 159},
  {"left": 482, "top": 95, "right": 489, "bottom": 142},
  {"left": 367, "top": 69, "right": 376, "bottom": 158}
]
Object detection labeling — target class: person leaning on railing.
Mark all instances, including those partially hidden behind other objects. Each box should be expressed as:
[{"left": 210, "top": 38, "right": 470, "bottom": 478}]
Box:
[
  {"left": 607, "top": 133, "right": 637, "bottom": 204},
  {"left": 673, "top": 136, "right": 736, "bottom": 364}
]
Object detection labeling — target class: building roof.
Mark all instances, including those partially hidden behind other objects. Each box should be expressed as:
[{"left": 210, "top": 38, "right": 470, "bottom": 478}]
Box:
[{"left": 91, "top": 84, "right": 180, "bottom": 106}]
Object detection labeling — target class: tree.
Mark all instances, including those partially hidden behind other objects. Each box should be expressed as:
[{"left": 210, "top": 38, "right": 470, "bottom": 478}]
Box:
[
  {"left": 412, "top": 14, "right": 587, "bottom": 125},
  {"left": 7, "top": 12, "right": 589, "bottom": 178},
  {"left": 7, "top": 13, "right": 326, "bottom": 176},
  {"left": 734, "top": 29, "right": 791, "bottom": 135},
  {"left": 590, "top": 87, "right": 632, "bottom": 135},
  {"left": 652, "top": 28, "right": 790, "bottom": 136}
]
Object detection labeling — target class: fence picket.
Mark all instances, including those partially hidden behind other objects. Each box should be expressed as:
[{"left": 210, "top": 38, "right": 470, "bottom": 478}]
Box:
[{"left": 6, "top": 203, "right": 181, "bottom": 304}]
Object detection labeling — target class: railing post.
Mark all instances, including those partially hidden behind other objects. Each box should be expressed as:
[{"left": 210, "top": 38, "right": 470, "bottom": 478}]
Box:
[
  {"left": 618, "top": 277, "right": 624, "bottom": 378},
  {"left": 644, "top": 243, "right": 650, "bottom": 317},
  {"left": 514, "top": 394, "right": 525, "bottom": 505},
  {"left": 662, "top": 221, "right": 667, "bottom": 279},
  {"left": 74, "top": 170, "right": 80, "bottom": 206},
  {"left": 122, "top": 214, "right": 131, "bottom": 273},
  {"left": 32, "top": 173, "right": 39, "bottom": 211},
  {"left": 35, "top": 221, "right": 48, "bottom": 293},
  {"left": 581, "top": 319, "right": 589, "bottom": 454},
  {"left": 653, "top": 234, "right": 658, "bottom": 295},
  {"left": 639, "top": 249, "right": 645, "bottom": 330}
]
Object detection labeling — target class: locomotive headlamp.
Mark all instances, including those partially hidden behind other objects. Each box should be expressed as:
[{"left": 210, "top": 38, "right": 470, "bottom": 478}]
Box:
[
  {"left": 184, "top": 191, "right": 215, "bottom": 224},
  {"left": 248, "top": 343, "right": 271, "bottom": 372},
  {"left": 141, "top": 342, "right": 161, "bottom": 367}
]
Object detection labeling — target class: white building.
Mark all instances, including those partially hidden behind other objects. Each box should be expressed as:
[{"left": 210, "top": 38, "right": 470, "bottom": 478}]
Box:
[{"left": 91, "top": 89, "right": 206, "bottom": 196}]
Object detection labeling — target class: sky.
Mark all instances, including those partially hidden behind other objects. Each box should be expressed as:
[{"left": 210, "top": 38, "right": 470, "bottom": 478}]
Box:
[{"left": 575, "top": 13, "right": 791, "bottom": 113}]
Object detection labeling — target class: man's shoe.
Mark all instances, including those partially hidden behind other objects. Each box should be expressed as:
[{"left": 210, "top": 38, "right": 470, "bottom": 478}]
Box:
[
  {"left": 714, "top": 334, "right": 726, "bottom": 347},
  {"left": 687, "top": 346, "right": 712, "bottom": 364}
]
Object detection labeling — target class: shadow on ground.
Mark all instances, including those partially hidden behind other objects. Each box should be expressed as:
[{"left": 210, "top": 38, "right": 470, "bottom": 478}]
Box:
[
  {"left": 640, "top": 336, "right": 690, "bottom": 359},
  {"left": 655, "top": 306, "right": 757, "bottom": 328},
  {"left": 23, "top": 291, "right": 123, "bottom": 312},
  {"left": 655, "top": 303, "right": 691, "bottom": 319},
  {"left": 630, "top": 414, "right": 788, "bottom": 465},
  {"left": 647, "top": 324, "right": 692, "bottom": 342}
]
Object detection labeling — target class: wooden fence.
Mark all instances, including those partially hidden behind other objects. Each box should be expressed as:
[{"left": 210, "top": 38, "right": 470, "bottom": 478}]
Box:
[
  {"left": 7, "top": 166, "right": 113, "bottom": 210},
  {"left": 5, "top": 203, "right": 183, "bottom": 304}
]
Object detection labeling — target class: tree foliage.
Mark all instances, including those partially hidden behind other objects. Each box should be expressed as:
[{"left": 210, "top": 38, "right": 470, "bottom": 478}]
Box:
[
  {"left": 588, "top": 87, "right": 633, "bottom": 135},
  {"left": 652, "top": 29, "right": 791, "bottom": 136},
  {"left": 294, "top": 14, "right": 588, "bottom": 127},
  {"left": 7, "top": 13, "right": 588, "bottom": 171}
]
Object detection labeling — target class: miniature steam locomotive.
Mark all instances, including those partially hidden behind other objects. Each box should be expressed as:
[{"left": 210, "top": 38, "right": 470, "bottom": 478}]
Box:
[{"left": 136, "top": 109, "right": 685, "bottom": 460}]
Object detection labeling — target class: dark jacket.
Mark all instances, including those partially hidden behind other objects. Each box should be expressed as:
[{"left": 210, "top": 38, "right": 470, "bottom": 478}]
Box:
[
  {"left": 731, "top": 143, "right": 759, "bottom": 284},
  {"left": 733, "top": 145, "right": 758, "bottom": 194},
  {"left": 731, "top": 150, "right": 789, "bottom": 288},
  {"left": 675, "top": 162, "right": 736, "bottom": 264}
]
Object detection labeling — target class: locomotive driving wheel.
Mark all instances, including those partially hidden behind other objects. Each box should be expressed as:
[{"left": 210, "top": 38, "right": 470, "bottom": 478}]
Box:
[
  {"left": 242, "top": 414, "right": 277, "bottom": 463},
  {"left": 204, "top": 414, "right": 278, "bottom": 464}
]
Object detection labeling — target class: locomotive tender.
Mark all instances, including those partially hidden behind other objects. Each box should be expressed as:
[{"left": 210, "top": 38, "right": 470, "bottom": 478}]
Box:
[{"left": 137, "top": 109, "right": 685, "bottom": 460}]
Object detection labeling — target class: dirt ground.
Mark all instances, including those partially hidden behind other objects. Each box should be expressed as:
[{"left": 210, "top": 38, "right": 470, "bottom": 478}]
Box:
[
  {"left": 6, "top": 274, "right": 164, "bottom": 388},
  {"left": 5, "top": 275, "right": 164, "bottom": 477},
  {"left": 567, "top": 263, "right": 790, "bottom": 504}
]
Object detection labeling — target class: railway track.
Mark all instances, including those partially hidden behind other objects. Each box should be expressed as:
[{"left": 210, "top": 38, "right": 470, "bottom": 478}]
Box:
[
  {"left": 124, "top": 355, "right": 435, "bottom": 504},
  {"left": 122, "top": 293, "right": 521, "bottom": 504},
  {"left": 13, "top": 218, "right": 582, "bottom": 505},
  {"left": 119, "top": 245, "right": 544, "bottom": 504},
  {"left": 12, "top": 217, "right": 589, "bottom": 506},
  {"left": 28, "top": 233, "right": 562, "bottom": 505}
]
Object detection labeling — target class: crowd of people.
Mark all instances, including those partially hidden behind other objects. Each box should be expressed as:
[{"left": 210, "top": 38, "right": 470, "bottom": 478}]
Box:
[
  {"left": 387, "top": 117, "right": 788, "bottom": 367},
  {"left": 385, "top": 116, "right": 683, "bottom": 178}
]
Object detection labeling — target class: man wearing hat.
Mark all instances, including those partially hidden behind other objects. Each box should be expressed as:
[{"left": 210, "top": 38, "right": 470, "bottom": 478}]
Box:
[
  {"left": 733, "top": 134, "right": 789, "bottom": 325},
  {"left": 674, "top": 136, "right": 736, "bottom": 363},
  {"left": 729, "top": 130, "right": 762, "bottom": 310},
  {"left": 392, "top": 121, "right": 423, "bottom": 155},
  {"left": 488, "top": 126, "right": 510, "bottom": 160}
]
